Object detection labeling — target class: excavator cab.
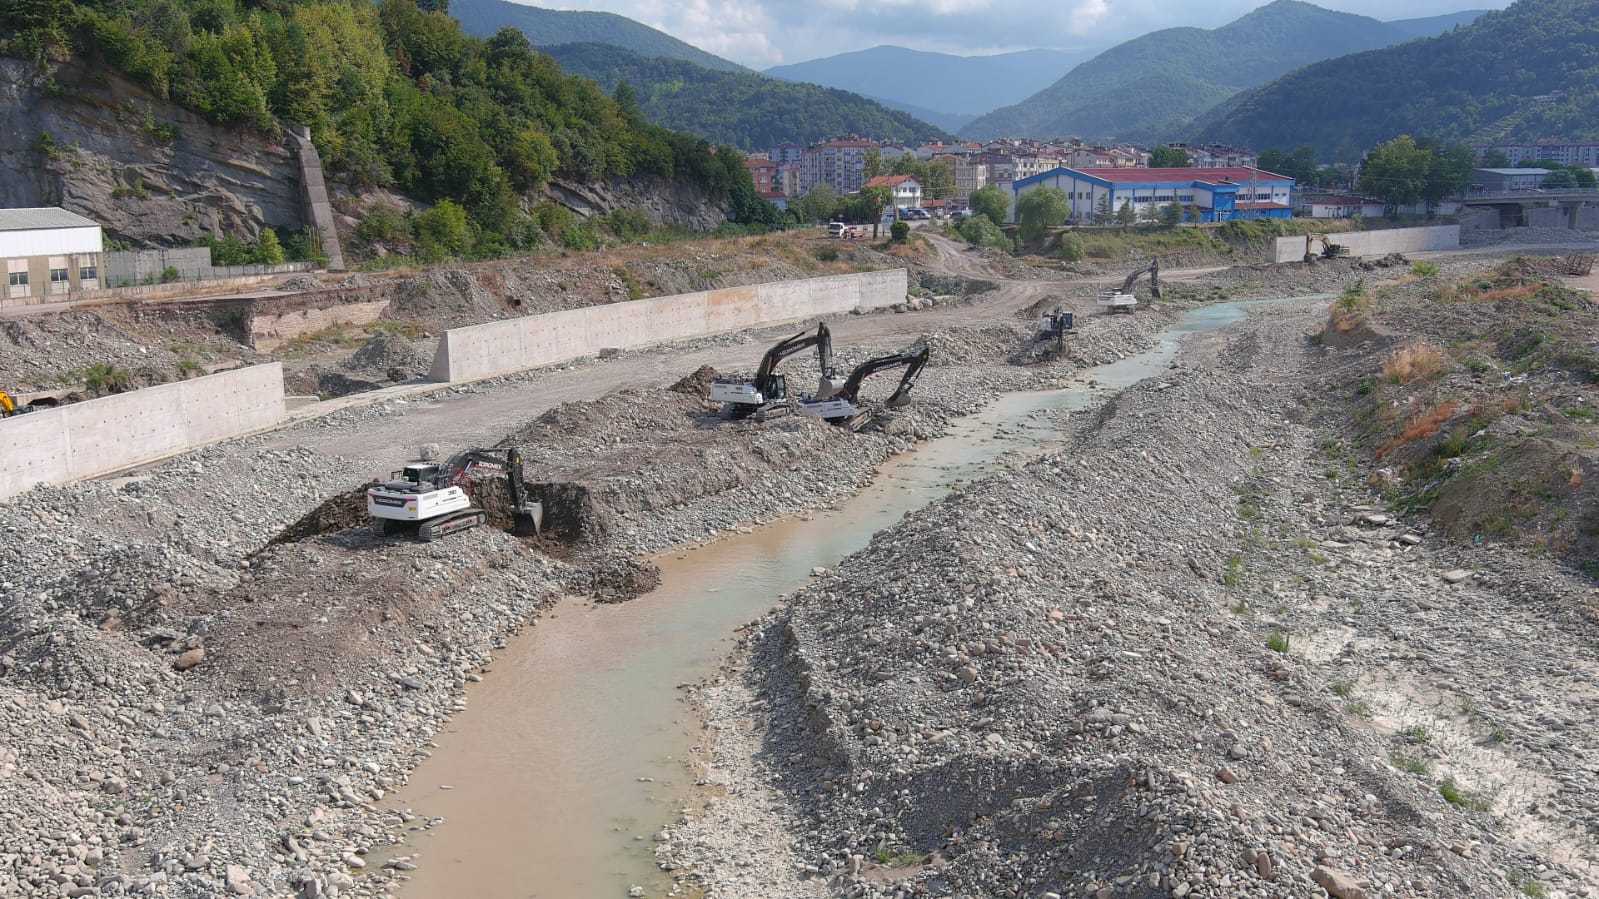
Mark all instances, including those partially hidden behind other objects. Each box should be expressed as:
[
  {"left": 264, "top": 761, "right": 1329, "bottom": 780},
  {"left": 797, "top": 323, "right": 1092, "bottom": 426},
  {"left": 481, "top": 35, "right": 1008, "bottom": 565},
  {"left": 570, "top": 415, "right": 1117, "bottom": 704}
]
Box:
[{"left": 398, "top": 463, "right": 441, "bottom": 486}]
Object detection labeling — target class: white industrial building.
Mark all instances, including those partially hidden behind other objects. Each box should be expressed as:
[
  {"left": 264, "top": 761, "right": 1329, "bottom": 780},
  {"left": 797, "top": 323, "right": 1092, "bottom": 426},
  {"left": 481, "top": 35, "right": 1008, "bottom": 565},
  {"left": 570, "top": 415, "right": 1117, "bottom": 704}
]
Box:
[{"left": 0, "top": 207, "right": 103, "bottom": 308}]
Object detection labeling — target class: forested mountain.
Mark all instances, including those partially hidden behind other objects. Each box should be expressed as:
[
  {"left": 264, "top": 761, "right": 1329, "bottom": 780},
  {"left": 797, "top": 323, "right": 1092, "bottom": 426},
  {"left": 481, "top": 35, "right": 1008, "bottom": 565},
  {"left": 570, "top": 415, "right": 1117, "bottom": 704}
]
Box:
[
  {"left": 960, "top": 0, "right": 1465, "bottom": 143},
  {"left": 0, "top": 0, "right": 777, "bottom": 247},
  {"left": 544, "top": 43, "right": 952, "bottom": 151},
  {"left": 764, "top": 46, "right": 1100, "bottom": 125},
  {"left": 1192, "top": 0, "right": 1599, "bottom": 158},
  {"left": 451, "top": 0, "right": 745, "bottom": 72},
  {"left": 1385, "top": 8, "right": 1488, "bottom": 37}
]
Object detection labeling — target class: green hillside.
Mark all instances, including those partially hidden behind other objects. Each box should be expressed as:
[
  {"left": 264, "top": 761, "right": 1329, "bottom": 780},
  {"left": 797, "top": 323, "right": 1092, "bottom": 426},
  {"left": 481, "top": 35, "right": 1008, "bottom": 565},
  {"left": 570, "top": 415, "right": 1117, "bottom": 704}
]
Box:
[
  {"left": 0, "top": 0, "right": 777, "bottom": 247},
  {"left": 450, "top": 0, "right": 745, "bottom": 72},
  {"left": 1192, "top": 0, "right": 1599, "bottom": 156},
  {"left": 544, "top": 43, "right": 952, "bottom": 151},
  {"left": 960, "top": 0, "right": 1438, "bottom": 142}
]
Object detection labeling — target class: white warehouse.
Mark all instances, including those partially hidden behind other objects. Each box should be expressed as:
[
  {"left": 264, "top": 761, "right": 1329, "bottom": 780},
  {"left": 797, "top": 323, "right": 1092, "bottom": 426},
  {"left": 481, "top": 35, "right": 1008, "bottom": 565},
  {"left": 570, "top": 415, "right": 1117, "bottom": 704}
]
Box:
[{"left": 0, "top": 207, "right": 103, "bottom": 309}]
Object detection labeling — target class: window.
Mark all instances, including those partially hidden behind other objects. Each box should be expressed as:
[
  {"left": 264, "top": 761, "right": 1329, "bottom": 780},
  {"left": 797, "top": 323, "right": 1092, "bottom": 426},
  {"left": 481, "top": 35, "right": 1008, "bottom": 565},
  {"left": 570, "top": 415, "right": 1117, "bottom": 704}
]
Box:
[
  {"left": 50, "top": 267, "right": 69, "bottom": 293},
  {"left": 8, "top": 270, "right": 28, "bottom": 298},
  {"left": 79, "top": 264, "right": 98, "bottom": 283}
]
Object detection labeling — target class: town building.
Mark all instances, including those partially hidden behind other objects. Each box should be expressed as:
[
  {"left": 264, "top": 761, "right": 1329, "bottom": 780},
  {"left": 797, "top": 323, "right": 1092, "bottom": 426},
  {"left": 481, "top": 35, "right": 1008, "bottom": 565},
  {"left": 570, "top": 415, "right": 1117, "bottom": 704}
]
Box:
[
  {"left": 799, "top": 139, "right": 878, "bottom": 196},
  {"left": 864, "top": 175, "right": 923, "bottom": 211},
  {"left": 1300, "top": 196, "right": 1385, "bottom": 219},
  {"left": 1474, "top": 167, "right": 1551, "bottom": 191},
  {"left": 0, "top": 207, "right": 103, "bottom": 308},
  {"left": 937, "top": 155, "right": 987, "bottom": 205},
  {"left": 743, "top": 156, "right": 777, "bottom": 194},
  {"left": 769, "top": 142, "right": 804, "bottom": 166},
  {"left": 1475, "top": 143, "right": 1599, "bottom": 168},
  {"left": 1005, "top": 167, "right": 1294, "bottom": 224}
]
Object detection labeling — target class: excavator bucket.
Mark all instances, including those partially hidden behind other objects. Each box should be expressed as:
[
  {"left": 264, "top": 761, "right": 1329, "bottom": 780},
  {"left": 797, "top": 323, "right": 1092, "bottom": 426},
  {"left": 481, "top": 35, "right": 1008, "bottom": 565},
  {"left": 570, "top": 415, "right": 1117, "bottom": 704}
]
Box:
[
  {"left": 814, "top": 374, "right": 845, "bottom": 399},
  {"left": 513, "top": 501, "right": 543, "bottom": 537}
]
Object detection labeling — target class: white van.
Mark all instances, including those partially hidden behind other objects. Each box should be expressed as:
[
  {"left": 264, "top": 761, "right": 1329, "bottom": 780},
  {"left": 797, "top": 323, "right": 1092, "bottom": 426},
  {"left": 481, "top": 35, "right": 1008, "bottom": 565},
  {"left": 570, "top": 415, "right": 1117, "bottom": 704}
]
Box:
[{"left": 827, "top": 221, "right": 848, "bottom": 239}]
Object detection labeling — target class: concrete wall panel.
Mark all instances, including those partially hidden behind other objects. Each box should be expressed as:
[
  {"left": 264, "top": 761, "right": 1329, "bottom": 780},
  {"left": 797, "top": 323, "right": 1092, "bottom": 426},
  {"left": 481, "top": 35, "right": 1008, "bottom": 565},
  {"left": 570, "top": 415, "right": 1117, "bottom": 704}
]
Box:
[
  {"left": 0, "top": 409, "right": 71, "bottom": 499},
  {"left": 1268, "top": 226, "right": 1460, "bottom": 264},
  {"left": 432, "top": 269, "right": 907, "bottom": 383},
  {"left": 0, "top": 365, "right": 285, "bottom": 501}
]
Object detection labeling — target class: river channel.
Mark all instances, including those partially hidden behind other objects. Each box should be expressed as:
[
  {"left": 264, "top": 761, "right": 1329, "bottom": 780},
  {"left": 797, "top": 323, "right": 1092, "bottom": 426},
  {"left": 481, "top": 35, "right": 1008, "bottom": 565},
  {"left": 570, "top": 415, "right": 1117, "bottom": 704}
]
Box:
[{"left": 388, "top": 297, "right": 1312, "bottom": 898}]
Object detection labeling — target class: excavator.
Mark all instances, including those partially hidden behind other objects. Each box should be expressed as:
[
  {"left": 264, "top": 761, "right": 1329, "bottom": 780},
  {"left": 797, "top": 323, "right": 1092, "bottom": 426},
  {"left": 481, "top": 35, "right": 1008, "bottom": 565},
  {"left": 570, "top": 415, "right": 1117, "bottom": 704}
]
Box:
[
  {"left": 0, "top": 390, "right": 59, "bottom": 417},
  {"left": 1304, "top": 234, "right": 1350, "bottom": 262},
  {"left": 1034, "top": 307, "right": 1075, "bottom": 358},
  {"left": 366, "top": 446, "right": 542, "bottom": 542},
  {"left": 709, "top": 322, "right": 842, "bottom": 418},
  {"left": 1098, "top": 259, "right": 1161, "bottom": 314},
  {"left": 797, "top": 345, "right": 930, "bottom": 430}
]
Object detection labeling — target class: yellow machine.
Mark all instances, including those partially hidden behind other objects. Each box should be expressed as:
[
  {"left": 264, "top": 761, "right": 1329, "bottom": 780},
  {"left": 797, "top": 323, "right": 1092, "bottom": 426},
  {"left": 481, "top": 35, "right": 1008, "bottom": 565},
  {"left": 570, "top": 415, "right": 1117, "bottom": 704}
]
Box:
[{"left": 0, "top": 390, "right": 60, "bottom": 417}]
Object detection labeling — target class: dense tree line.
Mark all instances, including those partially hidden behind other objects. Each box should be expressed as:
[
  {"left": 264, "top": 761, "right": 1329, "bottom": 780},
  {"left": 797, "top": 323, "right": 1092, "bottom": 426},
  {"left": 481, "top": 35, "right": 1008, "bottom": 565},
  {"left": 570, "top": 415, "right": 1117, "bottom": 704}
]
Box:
[
  {"left": 543, "top": 42, "right": 951, "bottom": 151},
  {"left": 0, "top": 0, "right": 777, "bottom": 250},
  {"left": 1194, "top": 0, "right": 1599, "bottom": 157}
]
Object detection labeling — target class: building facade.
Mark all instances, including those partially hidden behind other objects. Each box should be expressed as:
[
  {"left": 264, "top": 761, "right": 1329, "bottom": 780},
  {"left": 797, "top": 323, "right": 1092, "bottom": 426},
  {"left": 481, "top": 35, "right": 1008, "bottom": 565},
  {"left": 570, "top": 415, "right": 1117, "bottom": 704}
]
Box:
[
  {"left": 1005, "top": 167, "right": 1294, "bottom": 224},
  {"left": 1474, "top": 168, "right": 1551, "bottom": 191},
  {"left": 864, "top": 175, "right": 923, "bottom": 210},
  {"left": 799, "top": 140, "right": 878, "bottom": 196},
  {"left": 743, "top": 156, "right": 777, "bottom": 193},
  {"left": 1475, "top": 143, "right": 1599, "bottom": 168},
  {"left": 0, "top": 208, "right": 103, "bottom": 309}
]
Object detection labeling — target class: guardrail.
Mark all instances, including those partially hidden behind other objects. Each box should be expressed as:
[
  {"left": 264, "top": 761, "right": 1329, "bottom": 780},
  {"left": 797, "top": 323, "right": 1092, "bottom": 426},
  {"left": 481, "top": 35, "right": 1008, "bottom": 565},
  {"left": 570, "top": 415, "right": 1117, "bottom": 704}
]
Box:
[{"left": 1465, "top": 188, "right": 1599, "bottom": 201}]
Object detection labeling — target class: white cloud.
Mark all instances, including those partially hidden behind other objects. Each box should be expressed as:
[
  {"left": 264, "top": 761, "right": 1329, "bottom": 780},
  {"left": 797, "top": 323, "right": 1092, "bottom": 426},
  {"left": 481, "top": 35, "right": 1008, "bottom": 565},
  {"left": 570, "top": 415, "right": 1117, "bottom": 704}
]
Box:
[{"left": 1066, "top": 0, "right": 1109, "bottom": 35}]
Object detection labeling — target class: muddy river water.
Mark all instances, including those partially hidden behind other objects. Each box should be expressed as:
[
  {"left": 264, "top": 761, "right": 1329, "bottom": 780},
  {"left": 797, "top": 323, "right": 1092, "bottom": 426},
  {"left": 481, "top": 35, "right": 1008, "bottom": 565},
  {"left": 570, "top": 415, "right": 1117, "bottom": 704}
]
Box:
[{"left": 389, "top": 298, "right": 1311, "bottom": 898}]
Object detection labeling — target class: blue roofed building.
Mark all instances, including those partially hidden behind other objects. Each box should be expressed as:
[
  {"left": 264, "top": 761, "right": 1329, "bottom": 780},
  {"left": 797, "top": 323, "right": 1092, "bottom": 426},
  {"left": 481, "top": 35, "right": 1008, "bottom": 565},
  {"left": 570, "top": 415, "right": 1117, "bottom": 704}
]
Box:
[{"left": 1004, "top": 167, "right": 1296, "bottom": 225}]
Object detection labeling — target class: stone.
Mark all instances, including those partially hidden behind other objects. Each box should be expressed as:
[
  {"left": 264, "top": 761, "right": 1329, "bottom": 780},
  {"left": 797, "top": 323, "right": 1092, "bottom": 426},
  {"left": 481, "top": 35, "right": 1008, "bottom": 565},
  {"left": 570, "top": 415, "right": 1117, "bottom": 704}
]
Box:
[
  {"left": 225, "top": 865, "right": 253, "bottom": 895},
  {"left": 1312, "top": 866, "right": 1367, "bottom": 899},
  {"left": 628, "top": 886, "right": 646, "bottom": 897},
  {"left": 1216, "top": 767, "right": 1239, "bottom": 784},
  {"left": 174, "top": 648, "right": 205, "bottom": 671},
  {"left": 956, "top": 666, "right": 978, "bottom": 684},
  {"left": 1441, "top": 569, "right": 1472, "bottom": 585},
  {"left": 1254, "top": 849, "right": 1274, "bottom": 879}
]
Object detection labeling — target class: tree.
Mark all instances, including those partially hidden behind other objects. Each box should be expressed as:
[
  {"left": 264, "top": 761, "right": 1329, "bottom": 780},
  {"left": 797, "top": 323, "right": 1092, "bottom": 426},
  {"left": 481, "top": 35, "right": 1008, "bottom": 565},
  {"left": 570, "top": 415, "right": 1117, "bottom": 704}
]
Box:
[
  {"left": 1159, "top": 202, "right": 1183, "bottom": 227},
  {"left": 1482, "top": 150, "right": 1513, "bottom": 167},
  {"left": 1184, "top": 204, "right": 1202, "bottom": 224},
  {"left": 1360, "top": 135, "right": 1431, "bottom": 214},
  {"left": 958, "top": 215, "right": 1011, "bottom": 251},
  {"left": 1016, "top": 186, "right": 1070, "bottom": 242},
  {"left": 1116, "top": 199, "right": 1136, "bottom": 226},
  {"left": 792, "top": 184, "right": 838, "bottom": 223},
  {"left": 1091, "top": 194, "right": 1113, "bottom": 225},
  {"left": 413, "top": 198, "right": 472, "bottom": 261},
  {"left": 849, "top": 184, "right": 892, "bottom": 233},
  {"left": 1057, "top": 232, "right": 1085, "bottom": 263},
  {"left": 862, "top": 148, "right": 887, "bottom": 179},
  {"left": 968, "top": 184, "right": 1008, "bottom": 225},
  {"left": 1259, "top": 146, "right": 1318, "bottom": 185},
  {"left": 253, "top": 228, "right": 285, "bottom": 264},
  {"left": 890, "top": 220, "right": 909, "bottom": 243},
  {"left": 1418, "top": 140, "right": 1475, "bottom": 212},
  {"left": 1149, "top": 146, "right": 1191, "bottom": 168}
]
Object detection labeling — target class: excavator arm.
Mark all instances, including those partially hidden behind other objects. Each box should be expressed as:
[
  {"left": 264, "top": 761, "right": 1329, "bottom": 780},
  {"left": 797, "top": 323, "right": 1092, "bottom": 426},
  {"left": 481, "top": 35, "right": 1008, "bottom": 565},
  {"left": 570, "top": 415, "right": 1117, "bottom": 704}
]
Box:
[
  {"left": 0, "top": 390, "right": 13, "bottom": 417},
  {"left": 1120, "top": 258, "right": 1161, "bottom": 298},
  {"left": 442, "top": 447, "right": 542, "bottom": 535},
  {"left": 753, "top": 323, "right": 837, "bottom": 387},
  {"left": 834, "top": 346, "right": 931, "bottom": 406}
]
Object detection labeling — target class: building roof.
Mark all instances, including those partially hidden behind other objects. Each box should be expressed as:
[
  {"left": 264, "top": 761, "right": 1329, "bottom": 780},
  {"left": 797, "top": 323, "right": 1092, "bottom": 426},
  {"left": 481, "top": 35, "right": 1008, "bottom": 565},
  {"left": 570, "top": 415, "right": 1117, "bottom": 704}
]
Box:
[
  {"left": 1477, "top": 167, "right": 1549, "bottom": 175},
  {"left": 758, "top": 191, "right": 787, "bottom": 200},
  {"left": 1010, "top": 166, "right": 1293, "bottom": 193},
  {"left": 1236, "top": 202, "right": 1294, "bottom": 211},
  {"left": 0, "top": 207, "right": 100, "bottom": 232},
  {"left": 864, "top": 175, "right": 919, "bottom": 188},
  {"left": 744, "top": 157, "right": 776, "bottom": 169}
]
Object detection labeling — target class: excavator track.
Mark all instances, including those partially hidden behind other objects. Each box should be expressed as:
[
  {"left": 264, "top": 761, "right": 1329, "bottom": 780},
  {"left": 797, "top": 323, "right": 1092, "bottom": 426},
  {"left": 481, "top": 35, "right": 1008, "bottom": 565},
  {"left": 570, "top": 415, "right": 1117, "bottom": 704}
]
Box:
[{"left": 417, "top": 509, "right": 488, "bottom": 543}]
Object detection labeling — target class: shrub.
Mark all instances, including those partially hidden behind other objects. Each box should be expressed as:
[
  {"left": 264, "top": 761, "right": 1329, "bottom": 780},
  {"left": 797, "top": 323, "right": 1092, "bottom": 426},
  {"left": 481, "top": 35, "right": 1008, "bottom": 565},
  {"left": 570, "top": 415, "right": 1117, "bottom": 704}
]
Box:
[
  {"left": 81, "top": 364, "right": 132, "bottom": 394},
  {"left": 959, "top": 215, "right": 1011, "bottom": 251},
  {"left": 1057, "top": 233, "right": 1085, "bottom": 262},
  {"left": 890, "top": 221, "right": 909, "bottom": 243},
  {"left": 253, "top": 228, "right": 285, "bottom": 265},
  {"left": 159, "top": 266, "right": 182, "bottom": 283},
  {"left": 1381, "top": 341, "right": 1448, "bottom": 383},
  {"left": 413, "top": 199, "right": 473, "bottom": 262},
  {"left": 1411, "top": 261, "right": 1440, "bottom": 278}
]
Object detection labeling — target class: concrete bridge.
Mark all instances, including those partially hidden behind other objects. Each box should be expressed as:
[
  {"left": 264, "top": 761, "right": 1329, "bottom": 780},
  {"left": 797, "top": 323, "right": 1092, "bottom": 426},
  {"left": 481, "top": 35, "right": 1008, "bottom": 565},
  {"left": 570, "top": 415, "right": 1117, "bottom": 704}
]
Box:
[{"left": 1462, "top": 187, "right": 1599, "bottom": 229}]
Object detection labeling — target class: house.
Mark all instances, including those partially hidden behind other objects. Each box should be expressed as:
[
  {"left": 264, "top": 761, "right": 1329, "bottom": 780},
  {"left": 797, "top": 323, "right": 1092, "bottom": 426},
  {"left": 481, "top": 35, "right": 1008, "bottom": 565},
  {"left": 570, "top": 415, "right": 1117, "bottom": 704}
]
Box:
[
  {"left": 863, "top": 175, "right": 923, "bottom": 210},
  {"left": 1473, "top": 168, "right": 1550, "bottom": 191},
  {"left": 0, "top": 207, "right": 103, "bottom": 308},
  {"left": 1302, "top": 197, "right": 1385, "bottom": 219},
  {"left": 1005, "top": 167, "right": 1294, "bottom": 224}
]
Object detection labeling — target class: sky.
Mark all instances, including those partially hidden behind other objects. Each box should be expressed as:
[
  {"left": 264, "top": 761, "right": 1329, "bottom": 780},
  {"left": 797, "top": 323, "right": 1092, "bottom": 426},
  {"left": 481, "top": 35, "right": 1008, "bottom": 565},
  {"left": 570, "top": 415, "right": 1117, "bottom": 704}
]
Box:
[{"left": 530, "top": 0, "right": 1513, "bottom": 68}]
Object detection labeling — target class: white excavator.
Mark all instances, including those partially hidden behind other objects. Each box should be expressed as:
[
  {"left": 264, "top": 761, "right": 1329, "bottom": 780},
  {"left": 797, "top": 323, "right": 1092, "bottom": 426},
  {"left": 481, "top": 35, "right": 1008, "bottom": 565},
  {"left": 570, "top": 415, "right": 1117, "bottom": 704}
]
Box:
[
  {"left": 797, "top": 345, "right": 930, "bottom": 430},
  {"left": 1098, "top": 258, "right": 1161, "bottom": 314},
  {"left": 709, "top": 322, "right": 843, "bottom": 418},
  {"left": 366, "top": 446, "right": 542, "bottom": 542}
]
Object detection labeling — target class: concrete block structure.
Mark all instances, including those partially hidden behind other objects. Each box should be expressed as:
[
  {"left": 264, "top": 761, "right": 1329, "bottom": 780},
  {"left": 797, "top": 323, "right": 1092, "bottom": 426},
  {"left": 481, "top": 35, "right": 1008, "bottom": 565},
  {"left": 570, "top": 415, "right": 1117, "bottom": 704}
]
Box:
[
  {"left": 1007, "top": 167, "right": 1294, "bottom": 224},
  {"left": 0, "top": 207, "right": 103, "bottom": 308}
]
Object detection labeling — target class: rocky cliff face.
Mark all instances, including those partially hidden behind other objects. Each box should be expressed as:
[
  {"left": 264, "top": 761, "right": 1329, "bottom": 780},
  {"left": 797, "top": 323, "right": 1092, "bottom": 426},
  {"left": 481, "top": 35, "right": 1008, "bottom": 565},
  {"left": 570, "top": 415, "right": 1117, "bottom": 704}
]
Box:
[
  {"left": 0, "top": 56, "right": 731, "bottom": 249},
  {"left": 0, "top": 58, "right": 305, "bottom": 246},
  {"left": 546, "top": 174, "right": 730, "bottom": 232}
]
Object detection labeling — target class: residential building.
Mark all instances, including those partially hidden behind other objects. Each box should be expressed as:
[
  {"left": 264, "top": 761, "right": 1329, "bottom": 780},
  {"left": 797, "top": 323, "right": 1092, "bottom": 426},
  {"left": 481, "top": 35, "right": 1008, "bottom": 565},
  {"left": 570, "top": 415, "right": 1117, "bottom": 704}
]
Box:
[
  {"left": 1006, "top": 167, "right": 1294, "bottom": 224},
  {"left": 799, "top": 139, "right": 879, "bottom": 196},
  {"left": 743, "top": 156, "right": 777, "bottom": 194},
  {"left": 769, "top": 142, "right": 804, "bottom": 166},
  {"left": 864, "top": 175, "right": 923, "bottom": 210},
  {"left": 778, "top": 164, "right": 803, "bottom": 199},
  {"left": 1476, "top": 142, "right": 1599, "bottom": 168},
  {"left": 1474, "top": 167, "right": 1550, "bottom": 191},
  {"left": 0, "top": 207, "right": 103, "bottom": 308},
  {"left": 1169, "top": 144, "right": 1258, "bottom": 168},
  {"left": 938, "top": 154, "right": 987, "bottom": 205}
]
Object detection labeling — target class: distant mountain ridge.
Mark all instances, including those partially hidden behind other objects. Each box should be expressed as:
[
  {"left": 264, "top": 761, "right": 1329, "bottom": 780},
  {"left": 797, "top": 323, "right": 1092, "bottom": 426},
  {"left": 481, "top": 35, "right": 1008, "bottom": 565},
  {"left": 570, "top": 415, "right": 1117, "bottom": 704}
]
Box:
[
  {"left": 1192, "top": 0, "right": 1599, "bottom": 156},
  {"left": 764, "top": 46, "right": 1101, "bottom": 125},
  {"left": 450, "top": 0, "right": 746, "bottom": 72},
  {"left": 959, "top": 0, "right": 1481, "bottom": 143},
  {"left": 543, "top": 43, "right": 952, "bottom": 152}
]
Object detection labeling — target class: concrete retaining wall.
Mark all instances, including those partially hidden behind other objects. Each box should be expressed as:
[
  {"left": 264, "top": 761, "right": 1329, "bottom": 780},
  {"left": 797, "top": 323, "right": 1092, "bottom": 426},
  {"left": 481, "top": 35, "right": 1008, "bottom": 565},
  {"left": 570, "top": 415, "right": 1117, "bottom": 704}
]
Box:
[
  {"left": 250, "top": 300, "right": 392, "bottom": 351},
  {"left": 0, "top": 364, "right": 285, "bottom": 500},
  {"left": 429, "top": 269, "right": 907, "bottom": 383},
  {"left": 1268, "top": 226, "right": 1460, "bottom": 264},
  {"left": 1580, "top": 206, "right": 1599, "bottom": 229},
  {"left": 105, "top": 247, "right": 309, "bottom": 287}
]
